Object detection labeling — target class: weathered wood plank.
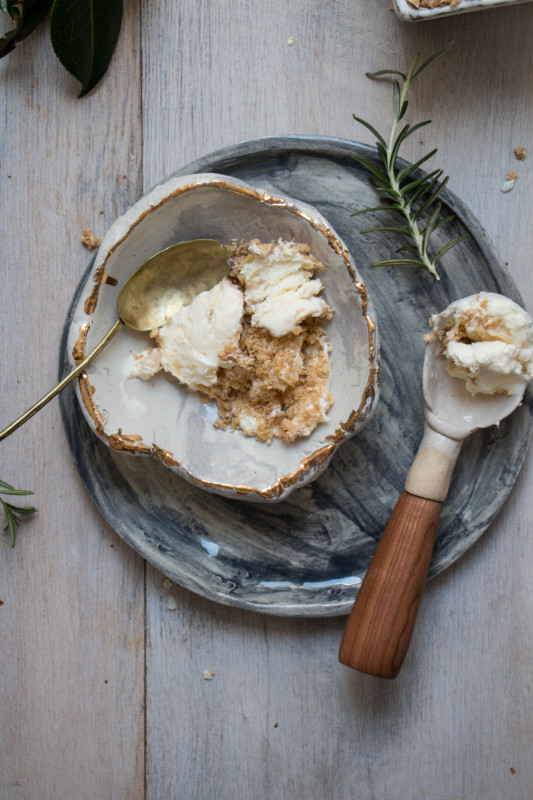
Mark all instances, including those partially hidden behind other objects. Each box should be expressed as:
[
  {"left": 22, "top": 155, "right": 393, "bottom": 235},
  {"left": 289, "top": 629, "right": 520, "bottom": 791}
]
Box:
[
  {"left": 0, "top": 3, "right": 146, "bottom": 797},
  {"left": 142, "top": 1, "right": 533, "bottom": 798}
]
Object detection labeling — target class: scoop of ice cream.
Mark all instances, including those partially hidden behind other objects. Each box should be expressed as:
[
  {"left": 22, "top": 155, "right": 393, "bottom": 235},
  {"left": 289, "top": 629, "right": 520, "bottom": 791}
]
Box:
[
  {"left": 231, "top": 239, "right": 331, "bottom": 338},
  {"left": 130, "top": 277, "right": 243, "bottom": 390},
  {"left": 429, "top": 292, "right": 533, "bottom": 395}
]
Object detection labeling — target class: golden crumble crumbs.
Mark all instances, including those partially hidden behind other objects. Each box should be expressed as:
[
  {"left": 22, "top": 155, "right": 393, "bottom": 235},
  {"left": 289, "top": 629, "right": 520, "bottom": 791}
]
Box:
[
  {"left": 202, "top": 316, "right": 332, "bottom": 444},
  {"left": 81, "top": 229, "right": 101, "bottom": 249},
  {"left": 514, "top": 147, "right": 526, "bottom": 161},
  {"left": 407, "top": 0, "right": 460, "bottom": 7}
]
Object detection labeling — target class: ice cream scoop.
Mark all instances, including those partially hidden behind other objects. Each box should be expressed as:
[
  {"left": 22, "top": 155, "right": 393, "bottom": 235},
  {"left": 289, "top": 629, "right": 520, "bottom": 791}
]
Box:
[{"left": 339, "top": 293, "right": 532, "bottom": 679}]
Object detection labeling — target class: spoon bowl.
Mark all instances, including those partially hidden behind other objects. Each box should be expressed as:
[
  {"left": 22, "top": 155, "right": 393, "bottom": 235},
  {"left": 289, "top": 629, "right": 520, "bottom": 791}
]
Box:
[
  {"left": 0, "top": 238, "right": 229, "bottom": 441},
  {"left": 423, "top": 316, "right": 525, "bottom": 440},
  {"left": 117, "top": 239, "right": 229, "bottom": 331}
]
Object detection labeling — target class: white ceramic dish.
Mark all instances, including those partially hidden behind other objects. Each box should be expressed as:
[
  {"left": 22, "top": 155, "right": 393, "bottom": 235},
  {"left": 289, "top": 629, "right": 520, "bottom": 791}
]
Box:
[
  {"left": 67, "top": 173, "right": 379, "bottom": 502},
  {"left": 393, "top": 0, "right": 531, "bottom": 21}
]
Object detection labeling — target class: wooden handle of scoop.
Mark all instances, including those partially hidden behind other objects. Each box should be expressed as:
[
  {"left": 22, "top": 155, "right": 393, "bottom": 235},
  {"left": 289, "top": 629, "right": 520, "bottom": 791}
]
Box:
[{"left": 338, "top": 491, "right": 442, "bottom": 679}]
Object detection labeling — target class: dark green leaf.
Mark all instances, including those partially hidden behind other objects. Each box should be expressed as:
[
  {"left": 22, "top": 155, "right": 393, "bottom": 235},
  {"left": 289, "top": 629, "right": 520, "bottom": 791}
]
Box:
[
  {"left": 389, "top": 123, "right": 418, "bottom": 168},
  {"left": 7, "top": 504, "right": 37, "bottom": 515},
  {"left": 50, "top": 0, "right": 123, "bottom": 97},
  {"left": 361, "top": 225, "right": 412, "bottom": 236},
  {"left": 421, "top": 203, "right": 442, "bottom": 255},
  {"left": 352, "top": 154, "right": 389, "bottom": 183},
  {"left": 376, "top": 141, "right": 389, "bottom": 169},
  {"left": 414, "top": 175, "right": 449, "bottom": 221},
  {"left": 351, "top": 205, "right": 403, "bottom": 216},
  {"left": 431, "top": 214, "right": 455, "bottom": 231},
  {"left": 372, "top": 258, "right": 428, "bottom": 269},
  {"left": 366, "top": 69, "right": 406, "bottom": 80},
  {"left": 396, "top": 148, "right": 438, "bottom": 185},
  {"left": 395, "top": 245, "right": 421, "bottom": 255},
  {"left": 6, "top": 511, "right": 17, "bottom": 548},
  {"left": 393, "top": 80, "right": 401, "bottom": 118},
  {"left": 433, "top": 233, "right": 469, "bottom": 264},
  {"left": 352, "top": 115, "right": 388, "bottom": 149},
  {"left": 402, "top": 170, "right": 443, "bottom": 205},
  {"left": 412, "top": 39, "right": 454, "bottom": 80},
  {"left": 398, "top": 99, "right": 408, "bottom": 122},
  {"left": 1, "top": 479, "right": 37, "bottom": 547},
  {"left": 1, "top": 0, "right": 53, "bottom": 58}
]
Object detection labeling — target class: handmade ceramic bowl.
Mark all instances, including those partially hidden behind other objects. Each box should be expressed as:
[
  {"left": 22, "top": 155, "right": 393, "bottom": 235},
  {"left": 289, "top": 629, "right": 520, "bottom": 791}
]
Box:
[
  {"left": 67, "top": 173, "right": 379, "bottom": 501},
  {"left": 393, "top": 0, "right": 531, "bottom": 22}
]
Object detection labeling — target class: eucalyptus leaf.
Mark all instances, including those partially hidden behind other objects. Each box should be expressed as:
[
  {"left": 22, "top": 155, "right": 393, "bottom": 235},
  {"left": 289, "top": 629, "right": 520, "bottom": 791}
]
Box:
[{"left": 50, "top": 0, "right": 123, "bottom": 96}]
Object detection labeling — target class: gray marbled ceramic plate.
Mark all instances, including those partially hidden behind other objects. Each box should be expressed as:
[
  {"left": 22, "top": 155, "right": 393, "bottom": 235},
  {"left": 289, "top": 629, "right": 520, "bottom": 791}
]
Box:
[{"left": 59, "top": 135, "right": 533, "bottom": 617}]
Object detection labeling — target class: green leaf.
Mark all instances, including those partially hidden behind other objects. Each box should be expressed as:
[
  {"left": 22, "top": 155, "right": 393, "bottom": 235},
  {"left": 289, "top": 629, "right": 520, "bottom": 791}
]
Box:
[
  {"left": 421, "top": 203, "right": 442, "bottom": 256},
  {"left": 50, "top": 0, "right": 123, "bottom": 97},
  {"left": 352, "top": 154, "right": 389, "bottom": 184},
  {"left": 361, "top": 225, "right": 412, "bottom": 236},
  {"left": 398, "top": 99, "right": 408, "bottom": 122},
  {"left": 352, "top": 115, "right": 387, "bottom": 149},
  {"left": 412, "top": 39, "right": 454, "bottom": 80},
  {"left": 396, "top": 148, "right": 438, "bottom": 185},
  {"left": 1, "top": 478, "right": 37, "bottom": 547},
  {"left": 1, "top": 0, "right": 53, "bottom": 58},
  {"left": 393, "top": 79, "right": 401, "bottom": 118},
  {"left": 433, "top": 233, "right": 469, "bottom": 264},
  {"left": 351, "top": 205, "right": 403, "bottom": 216},
  {"left": 372, "top": 258, "right": 428, "bottom": 269},
  {"left": 414, "top": 175, "right": 449, "bottom": 221},
  {"left": 7, "top": 504, "right": 37, "bottom": 515},
  {"left": 402, "top": 170, "right": 443, "bottom": 204},
  {"left": 366, "top": 69, "right": 407, "bottom": 80}
]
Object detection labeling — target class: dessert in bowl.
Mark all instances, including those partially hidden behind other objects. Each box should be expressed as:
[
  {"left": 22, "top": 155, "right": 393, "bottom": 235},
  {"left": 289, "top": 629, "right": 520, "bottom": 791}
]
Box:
[{"left": 67, "top": 173, "right": 380, "bottom": 501}]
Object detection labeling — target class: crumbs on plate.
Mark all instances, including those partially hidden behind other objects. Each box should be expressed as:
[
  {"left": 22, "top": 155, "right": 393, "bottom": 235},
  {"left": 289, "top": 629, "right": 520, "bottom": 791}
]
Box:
[{"left": 81, "top": 229, "right": 101, "bottom": 249}]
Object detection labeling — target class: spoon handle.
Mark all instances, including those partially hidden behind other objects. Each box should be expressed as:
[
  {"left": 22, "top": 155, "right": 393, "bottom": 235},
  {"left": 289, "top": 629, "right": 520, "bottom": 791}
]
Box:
[
  {"left": 0, "top": 319, "right": 124, "bottom": 442},
  {"left": 338, "top": 491, "right": 442, "bottom": 679}
]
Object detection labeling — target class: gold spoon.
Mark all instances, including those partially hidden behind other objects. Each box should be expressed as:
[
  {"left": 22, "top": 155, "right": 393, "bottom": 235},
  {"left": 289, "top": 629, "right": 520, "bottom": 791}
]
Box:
[{"left": 0, "top": 238, "right": 229, "bottom": 441}]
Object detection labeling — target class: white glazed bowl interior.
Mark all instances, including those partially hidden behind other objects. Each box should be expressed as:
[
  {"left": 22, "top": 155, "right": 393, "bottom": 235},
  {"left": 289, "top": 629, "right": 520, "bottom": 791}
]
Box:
[{"left": 68, "top": 174, "right": 379, "bottom": 501}]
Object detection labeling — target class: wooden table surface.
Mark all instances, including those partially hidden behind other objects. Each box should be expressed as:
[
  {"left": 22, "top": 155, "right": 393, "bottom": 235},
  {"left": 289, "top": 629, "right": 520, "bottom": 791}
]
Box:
[{"left": 2, "top": 2, "right": 533, "bottom": 798}]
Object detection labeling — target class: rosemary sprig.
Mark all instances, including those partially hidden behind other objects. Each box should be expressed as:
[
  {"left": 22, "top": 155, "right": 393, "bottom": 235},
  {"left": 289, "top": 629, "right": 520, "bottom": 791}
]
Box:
[
  {"left": 1, "top": 479, "right": 37, "bottom": 548},
  {"left": 352, "top": 40, "right": 468, "bottom": 280}
]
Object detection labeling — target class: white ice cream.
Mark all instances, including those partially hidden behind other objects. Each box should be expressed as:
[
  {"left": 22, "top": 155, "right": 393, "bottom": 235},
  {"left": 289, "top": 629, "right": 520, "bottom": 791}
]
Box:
[
  {"left": 231, "top": 240, "right": 330, "bottom": 338},
  {"left": 429, "top": 292, "right": 533, "bottom": 396},
  {"left": 130, "top": 276, "right": 243, "bottom": 390}
]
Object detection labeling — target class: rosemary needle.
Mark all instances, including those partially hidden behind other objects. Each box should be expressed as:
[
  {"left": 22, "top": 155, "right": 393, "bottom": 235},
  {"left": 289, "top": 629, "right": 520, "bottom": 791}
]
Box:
[
  {"left": 1, "top": 479, "right": 37, "bottom": 548},
  {"left": 352, "top": 39, "right": 468, "bottom": 280}
]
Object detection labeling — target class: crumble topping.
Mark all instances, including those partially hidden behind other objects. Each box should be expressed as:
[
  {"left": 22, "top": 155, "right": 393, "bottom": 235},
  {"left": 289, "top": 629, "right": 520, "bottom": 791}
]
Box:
[
  {"left": 130, "top": 240, "right": 333, "bottom": 443},
  {"left": 428, "top": 293, "right": 533, "bottom": 396},
  {"left": 407, "top": 0, "right": 461, "bottom": 8},
  {"left": 81, "top": 229, "right": 101, "bottom": 249}
]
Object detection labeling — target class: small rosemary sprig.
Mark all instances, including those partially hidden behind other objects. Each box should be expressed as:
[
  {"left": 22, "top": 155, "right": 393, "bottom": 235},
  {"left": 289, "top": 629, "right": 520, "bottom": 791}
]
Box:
[
  {"left": 1, "top": 479, "right": 37, "bottom": 548},
  {"left": 352, "top": 40, "right": 467, "bottom": 280}
]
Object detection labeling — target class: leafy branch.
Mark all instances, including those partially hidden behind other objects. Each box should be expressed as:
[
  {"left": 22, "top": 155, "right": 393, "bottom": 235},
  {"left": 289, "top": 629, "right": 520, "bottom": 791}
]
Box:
[
  {"left": 1, "top": 0, "right": 123, "bottom": 96},
  {"left": 352, "top": 40, "right": 468, "bottom": 279},
  {"left": 1, "top": 479, "right": 37, "bottom": 548}
]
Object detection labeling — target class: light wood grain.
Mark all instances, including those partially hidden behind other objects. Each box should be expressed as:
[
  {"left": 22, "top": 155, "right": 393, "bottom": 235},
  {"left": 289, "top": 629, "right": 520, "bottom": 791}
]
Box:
[
  {"left": 0, "top": 2, "right": 145, "bottom": 798},
  {"left": 2, "top": 0, "right": 533, "bottom": 797}
]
